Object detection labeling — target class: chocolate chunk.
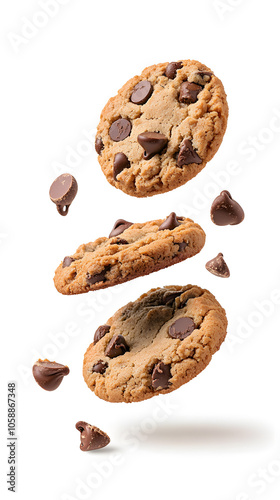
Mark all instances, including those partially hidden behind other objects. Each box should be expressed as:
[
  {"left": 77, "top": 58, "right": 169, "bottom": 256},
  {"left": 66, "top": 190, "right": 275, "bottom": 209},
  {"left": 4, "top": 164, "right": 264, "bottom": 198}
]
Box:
[
  {"left": 131, "top": 80, "right": 153, "bottom": 105},
  {"left": 49, "top": 173, "right": 78, "bottom": 216},
  {"left": 109, "top": 219, "right": 133, "bottom": 238},
  {"left": 94, "top": 325, "right": 111, "bottom": 344},
  {"left": 105, "top": 334, "right": 129, "bottom": 358},
  {"left": 152, "top": 362, "right": 171, "bottom": 390},
  {"left": 76, "top": 421, "right": 110, "bottom": 452},
  {"left": 165, "top": 61, "right": 182, "bottom": 79},
  {"left": 86, "top": 269, "right": 107, "bottom": 286},
  {"left": 169, "top": 317, "right": 196, "bottom": 340},
  {"left": 178, "top": 242, "right": 188, "bottom": 252},
  {"left": 137, "top": 132, "right": 168, "bottom": 160},
  {"left": 196, "top": 70, "right": 213, "bottom": 81},
  {"left": 211, "top": 191, "right": 245, "bottom": 226},
  {"left": 159, "top": 212, "right": 180, "bottom": 231},
  {"left": 177, "top": 139, "right": 202, "bottom": 167},
  {"left": 113, "top": 238, "right": 128, "bottom": 245},
  {"left": 62, "top": 256, "right": 74, "bottom": 268},
  {"left": 113, "top": 153, "right": 130, "bottom": 180},
  {"left": 95, "top": 136, "right": 104, "bottom": 155},
  {"left": 206, "top": 253, "right": 230, "bottom": 278},
  {"left": 32, "top": 359, "right": 69, "bottom": 391},
  {"left": 179, "top": 81, "right": 202, "bottom": 104},
  {"left": 109, "top": 118, "right": 132, "bottom": 142},
  {"left": 92, "top": 361, "right": 108, "bottom": 374}
]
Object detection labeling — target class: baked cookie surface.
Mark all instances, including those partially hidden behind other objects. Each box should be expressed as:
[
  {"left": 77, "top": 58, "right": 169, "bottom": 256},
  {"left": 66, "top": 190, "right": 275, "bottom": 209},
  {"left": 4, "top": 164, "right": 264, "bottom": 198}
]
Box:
[
  {"left": 83, "top": 285, "right": 227, "bottom": 403},
  {"left": 54, "top": 213, "right": 205, "bottom": 295},
  {"left": 95, "top": 60, "right": 228, "bottom": 197}
]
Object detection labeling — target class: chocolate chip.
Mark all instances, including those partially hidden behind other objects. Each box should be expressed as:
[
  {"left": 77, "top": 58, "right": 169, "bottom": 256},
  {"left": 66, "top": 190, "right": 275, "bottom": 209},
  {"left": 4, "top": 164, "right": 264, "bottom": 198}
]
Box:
[
  {"left": 86, "top": 269, "right": 107, "bottom": 286},
  {"left": 94, "top": 325, "right": 111, "bottom": 344},
  {"left": 113, "top": 153, "right": 130, "bottom": 180},
  {"left": 75, "top": 421, "right": 110, "bottom": 452},
  {"left": 109, "top": 219, "right": 133, "bottom": 238},
  {"left": 92, "top": 361, "right": 108, "bottom": 374},
  {"left": 178, "top": 242, "right": 188, "bottom": 252},
  {"left": 32, "top": 359, "right": 69, "bottom": 391},
  {"left": 131, "top": 80, "right": 153, "bottom": 105},
  {"left": 179, "top": 81, "right": 202, "bottom": 104},
  {"left": 206, "top": 253, "right": 230, "bottom": 278},
  {"left": 159, "top": 212, "right": 180, "bottom": 231},
  {"left": 113, "top": 238, "right": 128, "bottom": 245},
  {"left": 211, "top": 191, "right": 245, "bottom": 226},
  {"left": 105, "top": 334, "right": 129, "bottom": 358},
  {"left": 137, "top": 132, "right": 168, "bottom": 160},
  {"left": 49, "top": 173, "right": 78, "bottom": 216},
  {"left": 95, "top": 136, "right": 104, "bottom": 155},
  {"left": 196, "top": 70, "right": 213, "bottom": 81},
  {"left": 109, "top": 118, "right": 132, "bottom": 142},
  {"left": 177, "top": 139, "right": 202, "bottom": 167},
  {"left": 62, "top": 256, "right": 74, "bottom": 268},
  {"left": 151, "top": 362, "right": 171, "bottom": 390},
  {"left": 165, "top": 61, "right": 182, "bottom": 79},
  {"left": 169, "top": 317, "right": 196, "bottom": 340}
]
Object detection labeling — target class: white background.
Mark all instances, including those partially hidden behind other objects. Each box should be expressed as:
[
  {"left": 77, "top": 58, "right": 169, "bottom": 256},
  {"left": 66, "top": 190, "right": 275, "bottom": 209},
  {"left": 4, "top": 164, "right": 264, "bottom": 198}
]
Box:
[{"left": 1, "top": 1, "right": 280, "bottom": 499}]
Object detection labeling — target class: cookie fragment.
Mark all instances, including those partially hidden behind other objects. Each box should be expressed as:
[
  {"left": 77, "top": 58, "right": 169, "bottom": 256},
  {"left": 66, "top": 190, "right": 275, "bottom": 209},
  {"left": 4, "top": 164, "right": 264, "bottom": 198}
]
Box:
[
  {"left": 76, "top": 421, "right": 110, "bottom": 451},
  {"left": 49, "top": 174, "right": 78, "bottom": 216},
  {"left": 206, "top": 253, "right": 230, "bottom": 278},
  {"left": 211, "top": 191, "right": 245, "bottom": 226},
  {"left": 32, "top": 360, "right": 69, "bottom": 391}
]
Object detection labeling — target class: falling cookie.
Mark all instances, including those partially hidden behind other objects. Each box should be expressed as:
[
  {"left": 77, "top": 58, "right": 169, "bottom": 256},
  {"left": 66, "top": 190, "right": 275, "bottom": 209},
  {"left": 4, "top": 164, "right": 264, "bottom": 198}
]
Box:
[
  {"left": 211, "top": 191, "right": 244, "bottom": 226},
  {"left": 206, "top": 253, "right": 230, "bottom": 278},
  {"left": 49, "top": 174, "right": 78, "bottom": 216},
  {"left": 95, "top": 60, "right": 228, "bottom": 197},
  {"left": 83, "top": 285, "right": 227, "bottom": 403},
  {"left": 75, "top": 421, "right": 110, "bottom": 451},
  {"left": 54, "top": 213, "right": 205, "bottom": 295},
  {"left": 32, "top": 360, "right": 70, "bottom": 391}
]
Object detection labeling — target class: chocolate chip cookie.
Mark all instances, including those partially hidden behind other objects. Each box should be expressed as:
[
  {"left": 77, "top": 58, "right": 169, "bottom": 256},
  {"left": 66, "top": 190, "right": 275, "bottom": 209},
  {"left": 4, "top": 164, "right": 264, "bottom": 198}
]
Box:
[
  {"left": 95, "top": 60, "right": 228, "bottom": 197},
  {"left": 83, "top": 285, "right": 227, "bottom": 403},
  {"left": 54, "top": 213, "right": 205, "bottom": 295}
]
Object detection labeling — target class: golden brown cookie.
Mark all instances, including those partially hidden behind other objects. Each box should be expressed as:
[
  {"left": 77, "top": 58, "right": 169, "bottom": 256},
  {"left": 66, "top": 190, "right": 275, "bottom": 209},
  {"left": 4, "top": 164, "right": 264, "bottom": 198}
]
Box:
[
  {"left": 54, "top": 213, "right": 205, "bottom": 295},
  {"left": 95, "top": 60, "right": 228, "bottom": 197},
  {"left": 83, "top": 285, "right": 227, "bottom": 403}
]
